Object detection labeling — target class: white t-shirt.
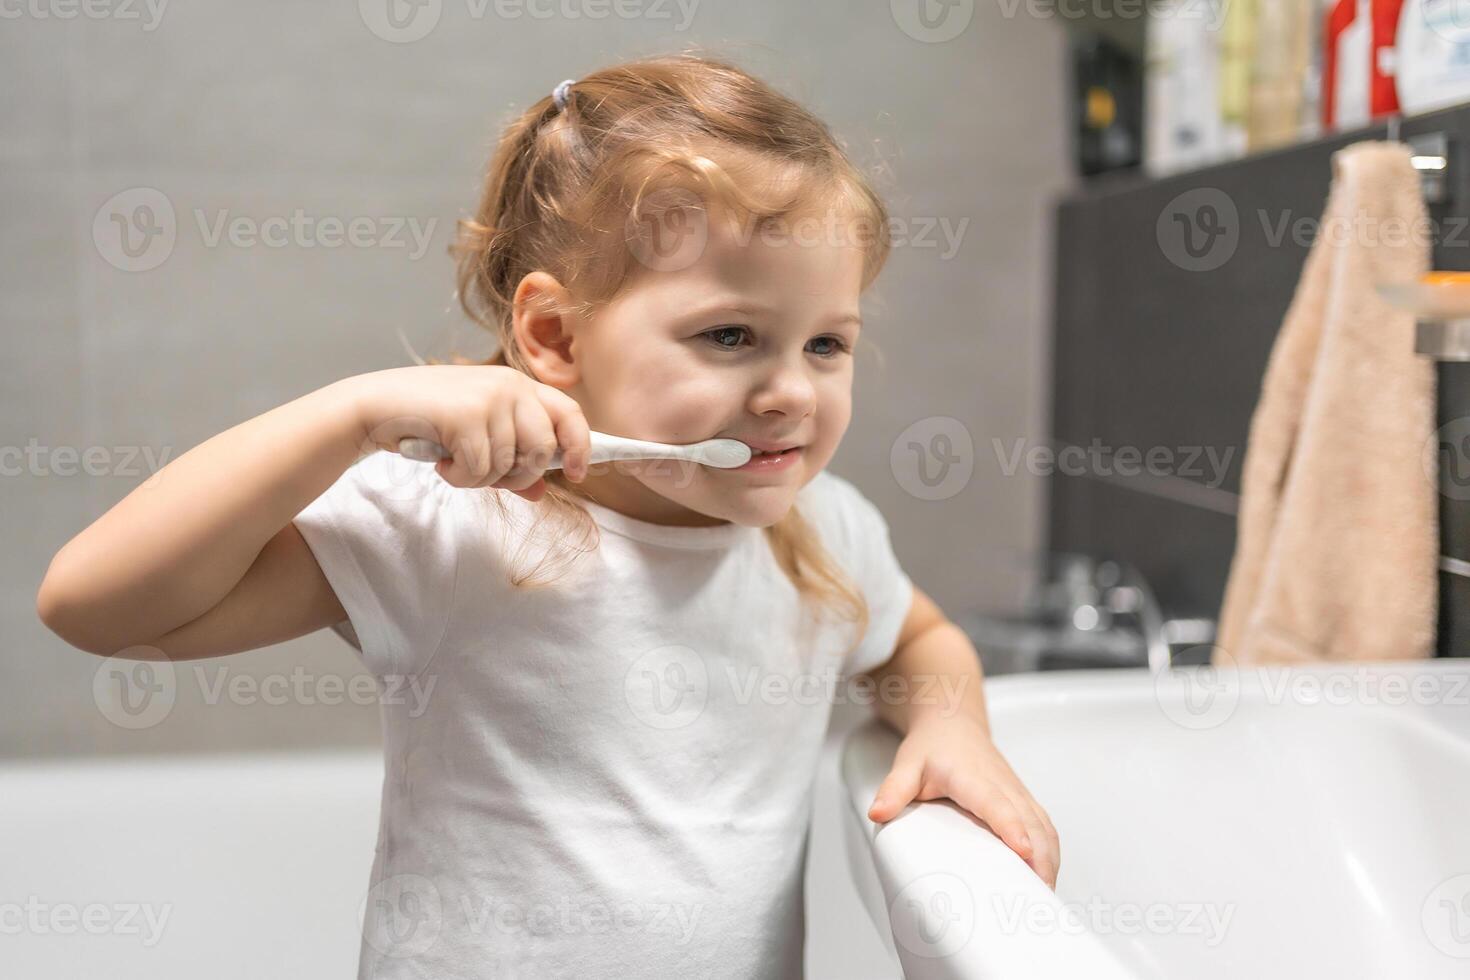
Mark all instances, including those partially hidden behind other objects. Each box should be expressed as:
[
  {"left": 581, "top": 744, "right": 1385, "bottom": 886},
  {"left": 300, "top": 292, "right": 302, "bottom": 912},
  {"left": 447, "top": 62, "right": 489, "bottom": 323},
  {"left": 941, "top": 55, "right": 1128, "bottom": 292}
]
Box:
[{"left": 292, "top": 450, "right": 913, "bottom": 979}]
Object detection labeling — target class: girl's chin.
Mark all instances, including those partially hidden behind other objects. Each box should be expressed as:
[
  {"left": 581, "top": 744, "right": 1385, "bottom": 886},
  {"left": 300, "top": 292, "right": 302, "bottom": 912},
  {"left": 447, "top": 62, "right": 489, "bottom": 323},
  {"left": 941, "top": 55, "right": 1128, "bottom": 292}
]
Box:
[{"left": 685, "top": 489, "right": 800, "bottom": 528}]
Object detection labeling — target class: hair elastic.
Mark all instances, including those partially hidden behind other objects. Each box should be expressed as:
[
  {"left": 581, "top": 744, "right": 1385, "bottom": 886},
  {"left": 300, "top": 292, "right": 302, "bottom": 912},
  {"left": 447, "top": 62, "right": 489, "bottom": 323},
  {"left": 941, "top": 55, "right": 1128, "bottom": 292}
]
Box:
[{"left": 552, "top": 78, "right": 575, "bottom": 110}]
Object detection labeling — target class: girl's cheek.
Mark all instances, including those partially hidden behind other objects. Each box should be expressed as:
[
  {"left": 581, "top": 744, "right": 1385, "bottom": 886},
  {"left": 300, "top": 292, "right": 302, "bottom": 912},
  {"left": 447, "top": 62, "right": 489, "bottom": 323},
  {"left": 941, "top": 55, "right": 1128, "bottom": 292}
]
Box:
[{"left": 647, "top": 373, "right": 741, "bottom": 432}]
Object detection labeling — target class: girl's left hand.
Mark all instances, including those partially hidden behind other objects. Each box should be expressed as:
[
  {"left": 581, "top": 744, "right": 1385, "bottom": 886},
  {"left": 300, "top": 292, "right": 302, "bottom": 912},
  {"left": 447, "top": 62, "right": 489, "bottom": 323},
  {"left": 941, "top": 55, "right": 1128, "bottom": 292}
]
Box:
[{"left": 866, "top": 716, "right": 1061, "bottom": 890}]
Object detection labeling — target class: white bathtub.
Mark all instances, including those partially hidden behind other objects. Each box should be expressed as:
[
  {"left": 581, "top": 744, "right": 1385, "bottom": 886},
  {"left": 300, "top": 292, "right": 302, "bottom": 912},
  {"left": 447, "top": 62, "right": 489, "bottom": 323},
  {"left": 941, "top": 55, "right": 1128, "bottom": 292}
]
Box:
[
  {"left": 0, "top": 733, "right": 888, "bottom": 978},
  {"left": 7, "top": 660, "right": 1466, "bottom": 979},
  {"left": 0, "top": 749, "right": 385, "bottom": 978},
  {"left": 841, "top": 659, "right": 1470, "bottom": 979}
]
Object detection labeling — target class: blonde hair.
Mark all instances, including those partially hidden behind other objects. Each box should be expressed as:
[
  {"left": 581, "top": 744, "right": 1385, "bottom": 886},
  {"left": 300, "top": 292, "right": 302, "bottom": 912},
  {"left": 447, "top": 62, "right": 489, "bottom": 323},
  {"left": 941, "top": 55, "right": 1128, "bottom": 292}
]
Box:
[{"left": 444, "top": 52, "right": 894, "bottom": 651}]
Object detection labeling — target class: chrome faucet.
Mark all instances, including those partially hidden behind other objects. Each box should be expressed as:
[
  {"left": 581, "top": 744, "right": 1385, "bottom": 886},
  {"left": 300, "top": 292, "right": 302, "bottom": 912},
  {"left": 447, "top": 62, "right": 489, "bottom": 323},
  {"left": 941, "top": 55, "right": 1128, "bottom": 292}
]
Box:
[{"left": 1046, "top": 555, "right": 1213, "bottom": 673}]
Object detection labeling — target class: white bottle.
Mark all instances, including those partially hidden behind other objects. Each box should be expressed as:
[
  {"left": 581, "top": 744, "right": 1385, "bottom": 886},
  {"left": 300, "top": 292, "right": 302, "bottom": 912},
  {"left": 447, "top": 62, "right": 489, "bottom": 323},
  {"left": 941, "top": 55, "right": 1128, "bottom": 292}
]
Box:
[
  {"left": 1332, "top": 0, "right": 1375, "bottom": 128},
  {"left": 1395, "top": 0, "right": 1470, "bottom": 113},
  {"left": 1145, "top": 2, "right": 1228, "bottom": 176}
]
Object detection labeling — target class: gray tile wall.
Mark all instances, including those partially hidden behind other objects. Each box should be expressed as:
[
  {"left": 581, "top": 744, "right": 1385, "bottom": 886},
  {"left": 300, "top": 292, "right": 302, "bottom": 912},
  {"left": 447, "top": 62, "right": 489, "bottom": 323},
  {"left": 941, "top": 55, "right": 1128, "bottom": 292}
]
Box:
[{"left": 4, "top": 2, "right": 1072, "bottom": 760}]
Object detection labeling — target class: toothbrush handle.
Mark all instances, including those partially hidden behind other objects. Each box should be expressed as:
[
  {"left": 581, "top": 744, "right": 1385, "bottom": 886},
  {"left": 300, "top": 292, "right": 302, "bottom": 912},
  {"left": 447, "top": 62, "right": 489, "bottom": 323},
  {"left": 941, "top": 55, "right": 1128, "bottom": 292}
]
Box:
[
  {"left": 395, "top": 431, "right": 673, "bottom": 468},
  {"left": 394, "top": 437, "right": 570, "bottom": 469}
]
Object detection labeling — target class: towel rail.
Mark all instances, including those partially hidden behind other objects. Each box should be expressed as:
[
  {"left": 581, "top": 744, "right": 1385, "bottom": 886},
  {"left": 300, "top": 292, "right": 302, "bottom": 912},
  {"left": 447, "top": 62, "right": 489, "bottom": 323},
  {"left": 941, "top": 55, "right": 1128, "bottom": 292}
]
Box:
[
  {"left": 1405, "top": 129, "right": 1451, "bottom": 205},
  {"left": 1415, "top": 318, "right": 1470, "bottom": 359},
  {"left": 1441, "top": 555, "right": 1470, "bottom": 580}
]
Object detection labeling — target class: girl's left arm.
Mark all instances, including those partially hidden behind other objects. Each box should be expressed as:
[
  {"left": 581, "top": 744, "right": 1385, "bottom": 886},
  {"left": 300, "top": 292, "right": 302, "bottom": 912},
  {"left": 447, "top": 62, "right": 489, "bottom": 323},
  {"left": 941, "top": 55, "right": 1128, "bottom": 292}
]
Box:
[{"left": 857, "top": 585, "right": 1061, "bottom": 889}]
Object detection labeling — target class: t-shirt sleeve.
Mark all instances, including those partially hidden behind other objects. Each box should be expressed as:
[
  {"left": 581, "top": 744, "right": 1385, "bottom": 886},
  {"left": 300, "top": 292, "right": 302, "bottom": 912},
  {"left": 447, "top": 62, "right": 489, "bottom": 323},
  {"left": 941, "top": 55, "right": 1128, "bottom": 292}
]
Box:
[
  {"left": 818, "top": 472, "right": 915, "bottom": 678},
  {"left": 292, "top": 450, "right": 463, "bottom": 678}
]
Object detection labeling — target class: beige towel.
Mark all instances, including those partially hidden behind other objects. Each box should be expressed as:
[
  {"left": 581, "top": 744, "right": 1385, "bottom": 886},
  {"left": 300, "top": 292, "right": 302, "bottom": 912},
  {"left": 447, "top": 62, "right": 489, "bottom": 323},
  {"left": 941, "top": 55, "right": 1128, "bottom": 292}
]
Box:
[{"left": 1214, "top": 141, "right": 1438, "bottom": 666}]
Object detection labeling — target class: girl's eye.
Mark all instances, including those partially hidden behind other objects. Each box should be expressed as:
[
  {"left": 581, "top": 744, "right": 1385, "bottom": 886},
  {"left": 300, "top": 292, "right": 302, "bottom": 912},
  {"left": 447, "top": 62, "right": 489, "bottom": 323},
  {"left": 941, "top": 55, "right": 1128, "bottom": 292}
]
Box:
[
  {"left": 703, "top": 325, "right": 751, "bottom": 350},
  {"left": 699, "top": 326, "right": 851, "bottom": 358},
  {"left": 807, "top": 335, "right": 851, "bottom": 358}
]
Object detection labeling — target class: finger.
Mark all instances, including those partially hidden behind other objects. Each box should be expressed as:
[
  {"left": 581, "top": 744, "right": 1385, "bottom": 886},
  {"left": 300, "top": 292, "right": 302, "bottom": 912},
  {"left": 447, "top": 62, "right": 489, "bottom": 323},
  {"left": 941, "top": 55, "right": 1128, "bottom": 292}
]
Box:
[
  {"left": 437, "top": 427, "right": 493, "bottom": 488},
  {"left": 485, "top": 402, "right": 519, "bottom": 488},
  {"left": 868, "top": 757, "right": 923, "bottom": 824},
  {"left": 953, "top": 774, "right": 1032, "bottom": 859},
  {"left": 1036, "top": 807, "right": 1061, "bottom": 887},
  {"left": 538, "top": 387, "right": 591, "bottom": 482},
  {"left": 498, "top": 398, "right": 558, "bottom": 491},
  {"left": 1009, "top": 791, "right": 1060, "bottom": 885},
  {"left": 1016, "top": 804, "right": 1055, "bottom": 886}
]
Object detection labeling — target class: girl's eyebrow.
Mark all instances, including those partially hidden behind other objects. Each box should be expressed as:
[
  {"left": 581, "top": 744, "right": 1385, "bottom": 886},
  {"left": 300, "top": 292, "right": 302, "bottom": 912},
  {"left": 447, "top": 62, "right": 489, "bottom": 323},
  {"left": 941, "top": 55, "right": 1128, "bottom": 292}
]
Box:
[
  {"left": 685, "top": 297, "right": 774, "bottom": 319},
  {"left": 686, "top": 297, "right": 862, "bottom": 329}
]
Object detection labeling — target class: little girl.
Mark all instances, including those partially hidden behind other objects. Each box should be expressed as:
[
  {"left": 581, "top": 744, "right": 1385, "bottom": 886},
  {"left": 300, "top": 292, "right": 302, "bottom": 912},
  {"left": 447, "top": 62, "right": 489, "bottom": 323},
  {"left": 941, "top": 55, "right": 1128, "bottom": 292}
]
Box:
[{"left": 38, "top": 54, "right": 1058, "bottom": 978}]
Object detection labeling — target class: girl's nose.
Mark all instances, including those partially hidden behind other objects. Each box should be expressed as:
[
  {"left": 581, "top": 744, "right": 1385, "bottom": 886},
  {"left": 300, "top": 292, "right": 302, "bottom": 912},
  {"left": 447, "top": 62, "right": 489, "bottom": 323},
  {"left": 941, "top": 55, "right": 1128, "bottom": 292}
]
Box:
[{"left": 748, "top": 361, "right": 818, "bottom": 418}]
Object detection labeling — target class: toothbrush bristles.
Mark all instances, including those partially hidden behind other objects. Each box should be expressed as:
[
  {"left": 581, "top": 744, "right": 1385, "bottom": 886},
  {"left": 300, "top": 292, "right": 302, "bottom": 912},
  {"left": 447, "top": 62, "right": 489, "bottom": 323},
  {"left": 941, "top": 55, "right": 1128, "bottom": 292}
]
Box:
[{"left": 701, "top": 439, "right": 753, "bottom": 468}]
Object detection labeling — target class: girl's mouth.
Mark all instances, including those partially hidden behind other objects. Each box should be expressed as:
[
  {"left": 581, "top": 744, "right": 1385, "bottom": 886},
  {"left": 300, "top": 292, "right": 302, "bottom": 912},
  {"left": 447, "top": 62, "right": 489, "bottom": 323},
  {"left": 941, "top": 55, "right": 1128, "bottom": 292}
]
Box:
[{"left": 732, "top": 445, "right": 803, "bottom": 472}]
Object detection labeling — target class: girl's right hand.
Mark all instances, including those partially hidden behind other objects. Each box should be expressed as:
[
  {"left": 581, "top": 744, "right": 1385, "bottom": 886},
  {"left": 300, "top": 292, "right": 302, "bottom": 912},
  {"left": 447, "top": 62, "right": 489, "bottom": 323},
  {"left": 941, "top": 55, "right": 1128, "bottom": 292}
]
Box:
[{"left": 346, "top": 365, "right": 590, "bottom": 501}]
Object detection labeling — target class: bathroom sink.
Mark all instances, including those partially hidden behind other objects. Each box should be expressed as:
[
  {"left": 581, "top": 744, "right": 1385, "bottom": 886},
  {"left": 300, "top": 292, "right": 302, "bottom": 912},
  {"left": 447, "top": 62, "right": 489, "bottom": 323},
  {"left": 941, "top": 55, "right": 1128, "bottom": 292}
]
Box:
[{"left": 840, "top": 659, "right": 1470, "bottom": 979}]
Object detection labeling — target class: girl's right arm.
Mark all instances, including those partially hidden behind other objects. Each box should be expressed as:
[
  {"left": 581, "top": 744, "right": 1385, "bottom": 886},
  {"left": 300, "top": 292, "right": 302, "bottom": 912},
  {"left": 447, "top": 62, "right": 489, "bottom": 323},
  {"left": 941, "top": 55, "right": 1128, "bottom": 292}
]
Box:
[{"left": 35, "top": 366, "right": 590, "bottom": 661}]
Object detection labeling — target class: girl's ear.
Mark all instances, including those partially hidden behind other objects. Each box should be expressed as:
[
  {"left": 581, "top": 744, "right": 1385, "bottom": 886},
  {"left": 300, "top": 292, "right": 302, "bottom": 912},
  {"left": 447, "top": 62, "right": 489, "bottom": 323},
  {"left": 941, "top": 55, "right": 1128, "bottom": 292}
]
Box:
[{"left": 510, "top": 271, "right": 580, "bottom": 388}]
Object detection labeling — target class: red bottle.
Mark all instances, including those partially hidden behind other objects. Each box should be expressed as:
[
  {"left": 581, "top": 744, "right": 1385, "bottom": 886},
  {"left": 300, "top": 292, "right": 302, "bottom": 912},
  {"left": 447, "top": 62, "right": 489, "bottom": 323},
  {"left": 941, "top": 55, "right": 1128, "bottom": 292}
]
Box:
[
  {"left": 1372, "top": 0, "right": 1405, "bottom": 115},
  {"left": 1323, "top": 0, "right": 1405, "bottom": 129}
]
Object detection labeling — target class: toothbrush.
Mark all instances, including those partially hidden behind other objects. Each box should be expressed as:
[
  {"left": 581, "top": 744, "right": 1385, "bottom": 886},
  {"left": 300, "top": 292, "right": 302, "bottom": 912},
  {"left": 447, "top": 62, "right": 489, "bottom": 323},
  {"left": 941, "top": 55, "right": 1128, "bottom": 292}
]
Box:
[{"left": 395, "top": 430, "right": 753, "bottom": 470}]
